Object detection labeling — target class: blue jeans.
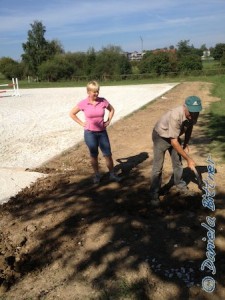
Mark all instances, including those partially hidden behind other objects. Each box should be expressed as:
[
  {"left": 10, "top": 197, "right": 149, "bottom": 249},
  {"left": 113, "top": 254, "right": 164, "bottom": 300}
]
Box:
[
  {"left": 150, "top": 129, "right": 187, "bottom": 197},
  {"left": 84, "top": 130, "right": 112, "bottom": 157}
]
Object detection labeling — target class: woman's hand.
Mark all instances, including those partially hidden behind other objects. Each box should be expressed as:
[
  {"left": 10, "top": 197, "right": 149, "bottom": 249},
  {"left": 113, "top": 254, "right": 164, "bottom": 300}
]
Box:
[
  {"left": 70, "top": 106, "right": 87, "bottom": 128},
  {"left": 104, "top": 120, "right": 110, "bottom": 127},
  {"left": 105, "top": 104, "right": 114, "bottom": 127}
]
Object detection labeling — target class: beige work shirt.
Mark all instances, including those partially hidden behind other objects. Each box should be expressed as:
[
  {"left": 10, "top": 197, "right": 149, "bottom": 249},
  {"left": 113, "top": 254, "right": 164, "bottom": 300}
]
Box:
[{"left": 154, "top": 105, "right": 188, "bottom": 139}]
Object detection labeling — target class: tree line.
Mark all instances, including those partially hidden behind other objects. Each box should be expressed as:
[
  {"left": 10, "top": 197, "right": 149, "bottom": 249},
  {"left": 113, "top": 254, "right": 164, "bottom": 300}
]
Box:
[{"left": 0, "top": 21, "right": 225, "bottom": 81}]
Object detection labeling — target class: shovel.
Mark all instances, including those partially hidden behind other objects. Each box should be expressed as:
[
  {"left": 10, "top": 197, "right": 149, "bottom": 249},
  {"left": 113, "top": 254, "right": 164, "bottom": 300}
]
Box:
[{"left": 192, "top": 166, "right": 205, "bottom": 191}]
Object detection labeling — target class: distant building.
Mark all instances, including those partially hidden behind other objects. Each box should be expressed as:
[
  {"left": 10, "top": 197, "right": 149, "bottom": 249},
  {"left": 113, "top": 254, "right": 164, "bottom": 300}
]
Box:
[
  {"left": 201, "top": 50, "right": 214, "bottom": 61},
  {"left": 125, "top": 49, "right": 176, "bottom": 61},
  {"left": 126, "top": 51, "right": 146, "bottom": 61}
]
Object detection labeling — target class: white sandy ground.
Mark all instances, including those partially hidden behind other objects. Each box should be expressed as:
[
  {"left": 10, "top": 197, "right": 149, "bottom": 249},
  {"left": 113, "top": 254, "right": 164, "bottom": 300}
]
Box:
[{"left": 0, "top": 83, "right": 178, "bottom": 204}]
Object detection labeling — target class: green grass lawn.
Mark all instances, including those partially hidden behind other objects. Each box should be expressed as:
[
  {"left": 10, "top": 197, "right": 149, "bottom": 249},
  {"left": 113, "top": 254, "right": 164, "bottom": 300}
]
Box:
[
  {"left": 202, "top": 60, "right": 220, "bottom": 69},
  {"left": 205, "top": 75, "right": 225, "bottom": 162}
]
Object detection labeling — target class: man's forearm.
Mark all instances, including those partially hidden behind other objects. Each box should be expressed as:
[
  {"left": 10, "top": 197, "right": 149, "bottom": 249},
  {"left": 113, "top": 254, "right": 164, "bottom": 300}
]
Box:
[
  {"left": 183, "top": 126, "right": 193, "bottom": 146},
  {"left": 171, "top": 138, "right": 190, "bottom": 161}
]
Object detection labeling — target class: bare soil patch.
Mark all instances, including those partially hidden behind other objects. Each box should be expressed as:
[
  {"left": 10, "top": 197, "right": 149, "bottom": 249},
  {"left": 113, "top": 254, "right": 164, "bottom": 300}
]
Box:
[{"left": 1, "top": 82, "right": 225, "bottom": 300}]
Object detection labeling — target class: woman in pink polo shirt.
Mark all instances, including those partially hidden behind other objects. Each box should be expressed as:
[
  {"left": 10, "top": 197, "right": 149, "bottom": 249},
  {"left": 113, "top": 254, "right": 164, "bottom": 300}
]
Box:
[{"left": 70, "top": 81, "right": 121, "bottom": 184}]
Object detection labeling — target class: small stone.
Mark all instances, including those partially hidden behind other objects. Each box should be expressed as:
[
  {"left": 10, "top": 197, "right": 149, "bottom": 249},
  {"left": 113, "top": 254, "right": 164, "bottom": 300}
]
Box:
[{"left": 26, "top": 224, "right": 37, "bottom": 233}]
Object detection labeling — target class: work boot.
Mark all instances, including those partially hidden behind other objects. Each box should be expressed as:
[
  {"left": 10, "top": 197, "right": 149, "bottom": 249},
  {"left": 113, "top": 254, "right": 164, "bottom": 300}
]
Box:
[{"left": 93, "top": 173, "right": 101, "bottom": 184}]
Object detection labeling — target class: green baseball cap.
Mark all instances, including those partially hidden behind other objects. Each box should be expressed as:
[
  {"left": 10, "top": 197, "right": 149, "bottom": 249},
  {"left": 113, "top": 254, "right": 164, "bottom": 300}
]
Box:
[{"left": 185, "top": 96, "right": 202, "bottom": 112}]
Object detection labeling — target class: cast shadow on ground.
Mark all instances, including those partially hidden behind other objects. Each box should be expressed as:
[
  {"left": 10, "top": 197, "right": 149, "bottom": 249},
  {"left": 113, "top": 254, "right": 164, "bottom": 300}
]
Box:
[
  {"left": 114, "top": 152, "right": 149, "bottom": 175},
  {"left": 1, "top": 154, "right": 224, "bottom": 299},
  {"left": 160, "top": 165, "right": 213, "bottom": 196}
]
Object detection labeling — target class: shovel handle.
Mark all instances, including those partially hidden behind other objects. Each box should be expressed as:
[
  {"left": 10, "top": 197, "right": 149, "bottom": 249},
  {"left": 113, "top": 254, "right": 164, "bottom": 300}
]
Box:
[{"left": 192, "top": 167, "right": 204, "bottom": 190}]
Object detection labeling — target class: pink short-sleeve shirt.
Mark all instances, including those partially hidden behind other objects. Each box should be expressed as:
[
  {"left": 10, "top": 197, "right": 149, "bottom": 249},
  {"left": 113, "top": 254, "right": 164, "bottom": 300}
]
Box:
[{"left": 78, "top": 97, "right": 109, "bottom": 131}]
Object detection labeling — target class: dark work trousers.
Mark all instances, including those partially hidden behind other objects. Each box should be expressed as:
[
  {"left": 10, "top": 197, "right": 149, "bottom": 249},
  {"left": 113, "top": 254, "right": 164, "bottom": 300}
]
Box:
[{"left": 150, "top": 129, "right": 187, "bottom": 198}]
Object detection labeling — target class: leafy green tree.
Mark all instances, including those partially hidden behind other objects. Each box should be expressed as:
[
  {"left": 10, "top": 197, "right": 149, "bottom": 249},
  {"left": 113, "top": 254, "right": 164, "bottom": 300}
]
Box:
[
  {"left": 190, "top": 45, "right": 203, "bottom": 57},
  {"left": 177, "top": 40, "right": 192, "bottom": 57},
  {"left": 221, "top": 52, "right": 225, "bottom": 66},
  {"left": 139, "top": 51, "right": 178, "bottom": 75},
  {"left": 64, "top": 52, "right": 87, "bottom": 77},
  {"left": 151, "top": 52, "right": 177, "bottom": 75},
  {"left": 22, "top": 21, "right": 64, "bottom": 76},
  {"left": 22, "top": 21, "right": 49, "bottom": 76},
  {"left": 178, "top": 54, "right": 202, "bottom": 71},
  {"left": 95, "top": 45, "right": 119, "bottom": 78},
  {"left": 48, "top": 39, "right": 64, "bottom": 56},
  {"left": 0, "top": 57, "right": 15, "bottom": 74},
  {"left": 0, "top": 57, "right": 24, "bottom": 80},
  {"left": 139, "top": 52, "right": 154, "bottom": 74},
  {"left": 211, "top": 43, "right": 225, "bottom": 60},
  {"left": 119, "top": 55, "right": 132, "bottom": 76},
  {"left": 85, "top": 48, "right": 97, "bottom": 78},
  {"left": 38, "top": 55, "right": 73, "bottom": 81},
  {"left": 200, "top": 44, "right": 208, "bottom": 51},
  {"left": 38, "top": 60, "right": 58, "bottom": 81},
  {"left": 95, "top": 45, "right": 131, "bottom": 79},
  {"left": 176, "top": 40, "right": 202, "bottom": 57}
]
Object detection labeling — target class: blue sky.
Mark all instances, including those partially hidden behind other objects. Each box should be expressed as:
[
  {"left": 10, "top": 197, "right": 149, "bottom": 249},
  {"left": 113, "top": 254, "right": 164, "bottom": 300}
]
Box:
[{"left": 1, "top": 0, "right": 225, "bottom": 61}]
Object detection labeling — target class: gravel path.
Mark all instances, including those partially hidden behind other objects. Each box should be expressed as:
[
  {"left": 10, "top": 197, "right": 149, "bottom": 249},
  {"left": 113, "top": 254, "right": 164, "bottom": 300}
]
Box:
[{"left": 0, "top": 83, "right": 177, "bottom": 204}]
